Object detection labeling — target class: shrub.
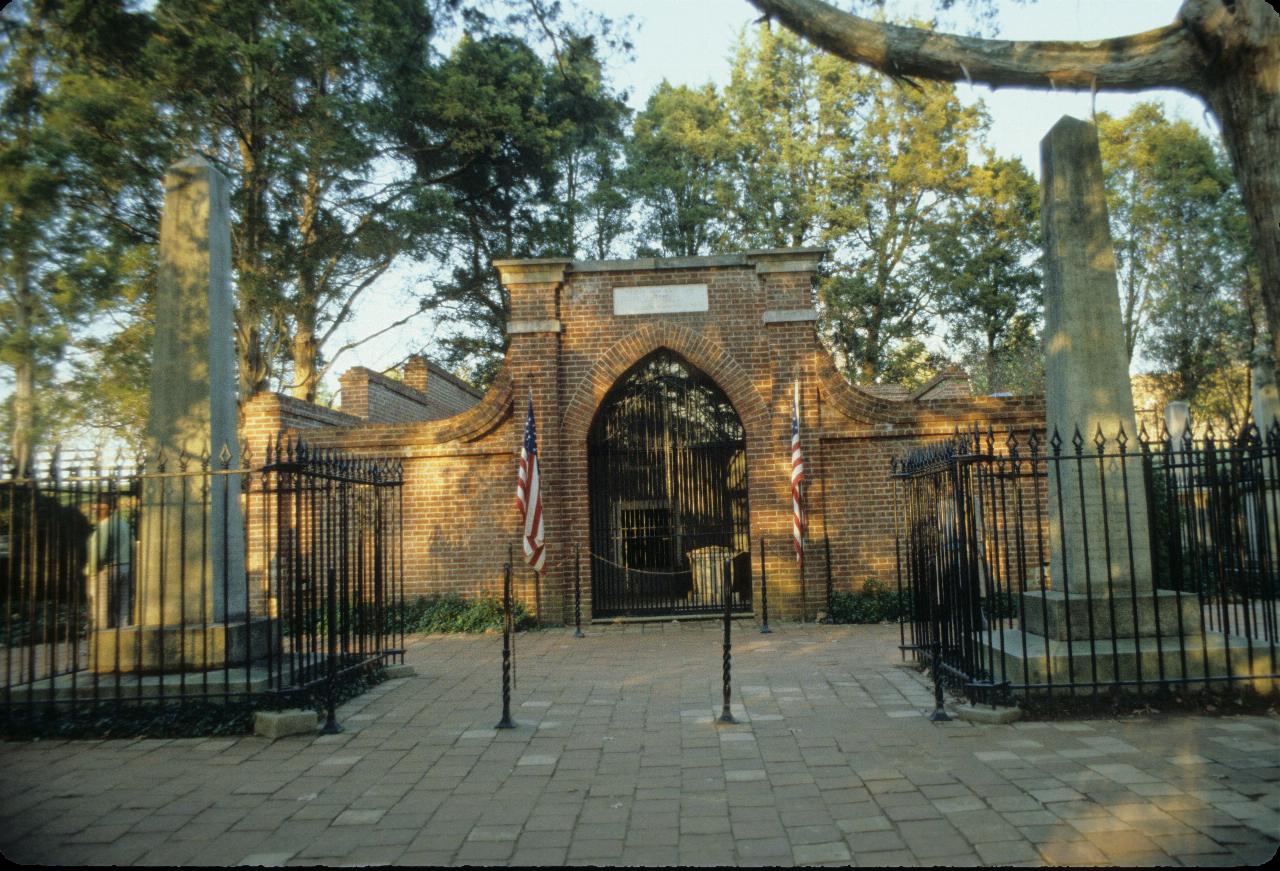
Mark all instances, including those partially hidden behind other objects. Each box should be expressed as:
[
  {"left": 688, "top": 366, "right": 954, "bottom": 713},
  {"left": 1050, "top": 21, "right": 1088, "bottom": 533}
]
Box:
[
  {"left": 400, "top": 593, "right": 534, "bottom": 634},
  {"left": 828, "top": 578, "right": 913, "bottom": 624}
]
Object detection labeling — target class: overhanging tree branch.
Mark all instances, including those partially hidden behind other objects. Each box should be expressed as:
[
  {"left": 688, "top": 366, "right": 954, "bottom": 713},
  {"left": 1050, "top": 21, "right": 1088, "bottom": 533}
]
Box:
[{"left": 745, "top": 0, "right": 1205, "bottom": 94}]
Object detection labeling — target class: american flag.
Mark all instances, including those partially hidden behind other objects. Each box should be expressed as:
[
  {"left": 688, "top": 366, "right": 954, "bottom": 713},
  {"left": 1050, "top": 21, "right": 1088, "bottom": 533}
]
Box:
[
  {"left": 791, "top": 380, "right": 805, "bottom": 562},
  {"left": 516, "top": 394, "right": 545, "bottom": 573}
]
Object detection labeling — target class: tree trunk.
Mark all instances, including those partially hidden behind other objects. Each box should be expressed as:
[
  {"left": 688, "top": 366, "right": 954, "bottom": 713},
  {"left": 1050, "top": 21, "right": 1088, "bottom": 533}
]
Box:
[
  {"left": 290, "top": 325, "right": 318, "bottom": 403},
  {"left": 10, "top": 261, "right": 35, "bottom": 471},
  {"left": 1190, "top": 11, "right": 1280, "bottom": 368}
]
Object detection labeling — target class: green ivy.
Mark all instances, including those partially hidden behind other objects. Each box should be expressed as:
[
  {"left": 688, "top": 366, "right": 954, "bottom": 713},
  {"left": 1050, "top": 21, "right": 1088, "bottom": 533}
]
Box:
[{"left": 400, "top": 593, "right": 535, "bottom": 634}]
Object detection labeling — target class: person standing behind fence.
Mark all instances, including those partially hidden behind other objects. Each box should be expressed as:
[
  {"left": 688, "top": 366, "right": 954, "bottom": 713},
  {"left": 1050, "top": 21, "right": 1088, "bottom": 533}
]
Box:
[{"left": 87, "top": 496, "right": 132, "bottom": 628}]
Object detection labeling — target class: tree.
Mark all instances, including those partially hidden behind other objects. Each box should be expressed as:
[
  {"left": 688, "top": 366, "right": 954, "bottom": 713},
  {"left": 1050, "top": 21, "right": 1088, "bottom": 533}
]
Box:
[
  {"left": 723, "top": 26, "right": 824, "bottom": 249},
  {"left": 746, "top": 0, "right": 1280, "bottom": 381},
  {"left": 1097, "top": 103, "right": 1168, "bottom": 363},
  {"left": 144, "top": 0, "right": 463, "bottom": 402},
  {"left": 542, "top": 33, "right": 631, "bottom": 260},
  {"left": 714, "top": 23, "right": 985, "bottom": 385},
  {"left": 1130, "top": 110, "right": 1254, "bottom": 411},
  {"left": 624, "top": 83, "right": 735, "bottom": 258},
  {"left": 1, "top": 0, "right": 163, "bottom": 460},
  {"left": 1098, "top": 101, "right": 1254, "bottom": 383},
  {"left": 927, "top": 154, "right": 1042, "bottom": 394},
  {"left": 817, "top": 72, "right": 984, "bottom": 383}
]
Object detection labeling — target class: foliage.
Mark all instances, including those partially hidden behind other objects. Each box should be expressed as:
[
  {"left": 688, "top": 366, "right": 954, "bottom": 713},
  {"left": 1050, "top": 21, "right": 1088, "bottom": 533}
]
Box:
[
  {"left": 718, "top": 24, "right": 990, "bottom": 388},
  {"left": 401, "top": 593, "right": 535, "bottom": 634},
  {"left": 1, "top": 0, "right": 633, "bottom": 440},
  {"left": 0, "top": 1, "right": 163, "bottom": 458},
  {"left": 927, "top": 154, "right": 1042, "bottom": 395},
  {"left": 0, "top": 603, "right": 87, "bottom": 647},
  {"left": 623, "top": 83, "right": 734, "bottom": 258},
  {"left": 827, "top": 578, "right": 913, "bottom": 623},
  {"left": 811, "top": 49, "right": 986, "bottom": 384},
  {"left": 0, "top": 482, "right": 91, "bottom": 603},
  {"left": 1096, "top": 102, "right": 1255, "bottom": 423}
]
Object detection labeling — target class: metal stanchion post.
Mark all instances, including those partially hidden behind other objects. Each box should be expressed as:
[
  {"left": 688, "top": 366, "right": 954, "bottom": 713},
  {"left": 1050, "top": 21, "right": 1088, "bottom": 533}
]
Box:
[
  {"left": 574, "top": 545, "right": 585, "bottom": 638},
  {"left": 496, "top": 558, "right": 515, "bottom": 729},
  {"left": 759, "top": 537, "right": 771, "bottom": 634},
  {"left": 930, "top": 639, "right": 951, "bottom": 722},
  {"left": 719, "top": 558, "right": 736, "bottom": 724}
]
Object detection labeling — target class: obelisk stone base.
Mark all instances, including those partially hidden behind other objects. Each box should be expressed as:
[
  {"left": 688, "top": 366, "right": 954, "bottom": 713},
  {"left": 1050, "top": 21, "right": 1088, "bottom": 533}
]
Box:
[
  {"left": 89, "top": 619, "right": 273, "bottom": 675},
  {"left": 1020, "top": 589, "right": 1202, "bottom": 642}
]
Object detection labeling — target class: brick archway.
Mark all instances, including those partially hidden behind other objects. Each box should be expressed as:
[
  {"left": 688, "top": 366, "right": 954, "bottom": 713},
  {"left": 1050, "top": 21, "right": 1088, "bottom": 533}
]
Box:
[{"left": 561, "top": 322, "right": 770, "bottom": 451}]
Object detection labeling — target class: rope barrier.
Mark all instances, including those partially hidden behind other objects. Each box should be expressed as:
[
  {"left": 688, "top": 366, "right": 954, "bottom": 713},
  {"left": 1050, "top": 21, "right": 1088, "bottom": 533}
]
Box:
[{"left": 586, "top": 549, "right": 745, "bottom": 576}]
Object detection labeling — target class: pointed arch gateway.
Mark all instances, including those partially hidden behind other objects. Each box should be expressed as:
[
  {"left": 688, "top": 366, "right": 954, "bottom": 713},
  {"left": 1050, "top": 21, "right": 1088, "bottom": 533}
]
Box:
[{"left": 588, "top": 349, "right": 752, "bottom": 617}]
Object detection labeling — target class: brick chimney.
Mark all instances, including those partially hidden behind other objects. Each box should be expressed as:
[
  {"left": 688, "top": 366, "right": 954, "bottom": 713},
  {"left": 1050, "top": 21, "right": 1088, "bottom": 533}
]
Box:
[{"left": 404, "top": 355, "right": 429, "bottom": 393}]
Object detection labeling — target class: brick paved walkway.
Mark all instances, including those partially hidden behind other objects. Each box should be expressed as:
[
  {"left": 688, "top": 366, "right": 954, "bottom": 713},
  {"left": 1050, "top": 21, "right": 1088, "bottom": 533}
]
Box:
[{"left": 1, "top": 622, "right": 1277, "bottom": 866}]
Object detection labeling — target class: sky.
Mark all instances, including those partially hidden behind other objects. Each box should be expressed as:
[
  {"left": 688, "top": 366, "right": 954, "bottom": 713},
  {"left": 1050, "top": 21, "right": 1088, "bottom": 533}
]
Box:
[{"left": 326, "top": 0, "right": 1212, "bottom": 397}]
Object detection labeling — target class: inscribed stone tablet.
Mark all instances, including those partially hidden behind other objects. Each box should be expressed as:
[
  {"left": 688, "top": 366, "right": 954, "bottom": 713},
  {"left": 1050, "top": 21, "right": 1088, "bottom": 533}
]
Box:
[{"left": 613, "top": 283, "right": 708, "bottom": 316}]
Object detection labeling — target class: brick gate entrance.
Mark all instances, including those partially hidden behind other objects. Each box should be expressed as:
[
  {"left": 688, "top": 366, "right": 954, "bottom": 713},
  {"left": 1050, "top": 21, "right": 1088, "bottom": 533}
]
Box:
[
  {"left": 243, "top": 248, "right": 1042, "bottom": 624},
  {"left": 587, "top": 349, "right": 751, "bottom": 618}
]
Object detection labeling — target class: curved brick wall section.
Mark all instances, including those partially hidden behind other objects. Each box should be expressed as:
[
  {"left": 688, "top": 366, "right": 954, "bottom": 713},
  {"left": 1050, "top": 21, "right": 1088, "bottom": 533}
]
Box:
[{"left": 242, "top": 250, "right": 1043, "bottom": 622}]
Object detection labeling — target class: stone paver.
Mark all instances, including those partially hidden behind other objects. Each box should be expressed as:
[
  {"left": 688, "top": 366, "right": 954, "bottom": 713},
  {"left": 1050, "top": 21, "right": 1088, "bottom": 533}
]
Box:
[{"left": 2, "top": 622, "right": 1278, "bottom": 867}]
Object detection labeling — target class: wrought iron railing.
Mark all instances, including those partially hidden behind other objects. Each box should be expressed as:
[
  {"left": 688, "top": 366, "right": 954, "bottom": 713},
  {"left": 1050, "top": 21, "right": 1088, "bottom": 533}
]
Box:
[
  {"left": 0, "top": 437, "right": 403, "bottom": 731},
  {"left": 892, "top": 421, "right": 1280, "bottom": 704}
]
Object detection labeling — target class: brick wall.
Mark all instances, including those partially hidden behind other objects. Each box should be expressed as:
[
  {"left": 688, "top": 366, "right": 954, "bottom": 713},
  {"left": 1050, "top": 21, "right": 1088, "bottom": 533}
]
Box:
[
  {"left": 337, "top": 365, "right": 479, "bottom": 424},
  {"left": 241, "top": 249, "right": 1044, "bottom": 623}
]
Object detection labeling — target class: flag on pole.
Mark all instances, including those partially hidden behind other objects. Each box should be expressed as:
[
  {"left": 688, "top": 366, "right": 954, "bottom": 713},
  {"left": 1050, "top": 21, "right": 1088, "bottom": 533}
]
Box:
[
  {"left": 516, "top": 393, "right": 545, "bottom": 573},
  {"left": 791, "top": 380, "right": 805, "bottom": 562}
]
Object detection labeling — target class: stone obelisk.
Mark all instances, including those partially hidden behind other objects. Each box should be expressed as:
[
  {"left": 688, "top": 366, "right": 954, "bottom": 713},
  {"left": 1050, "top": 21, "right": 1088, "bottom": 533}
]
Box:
[
  {"left": 1040, "top": 115, "right": 1153, "bottom": 600},
  {"left": 93, "top": 155, "right": 252, "bottom": 672}
]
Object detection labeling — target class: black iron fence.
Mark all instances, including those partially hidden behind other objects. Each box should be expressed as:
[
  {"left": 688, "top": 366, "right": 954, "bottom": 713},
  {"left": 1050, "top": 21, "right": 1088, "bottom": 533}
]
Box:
[
  {"left": 893, "top": 421, "right": 1280, "bottom": 704},
  {"left": 0, "top": 437, "right": 404, "bottom": 731}
]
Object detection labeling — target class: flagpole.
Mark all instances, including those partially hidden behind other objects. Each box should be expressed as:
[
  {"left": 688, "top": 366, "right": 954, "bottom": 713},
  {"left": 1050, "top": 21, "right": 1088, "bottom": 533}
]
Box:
[
  {"left": 795, "top": 378, "right": 807, "bottom": 622},
  {"left": 528, "top": 383, "right": 538, "bottom": 629}
]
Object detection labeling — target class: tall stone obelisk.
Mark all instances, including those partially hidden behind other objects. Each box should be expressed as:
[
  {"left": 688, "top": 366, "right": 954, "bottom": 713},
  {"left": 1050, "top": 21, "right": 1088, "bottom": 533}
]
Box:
[
  {"left": 93, "top": 156, "right": 251, "bottom": 672},
  {"left": 1040, "top": 116, "right": 1153, "bottom": 599}
]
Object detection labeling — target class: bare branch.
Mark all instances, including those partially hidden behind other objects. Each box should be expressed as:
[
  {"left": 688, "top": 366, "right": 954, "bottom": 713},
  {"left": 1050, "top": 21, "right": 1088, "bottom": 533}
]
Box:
[
  {"left": 745, "top": 0, "right": 1205, "bottom": 95},
  {"left": 317, "top": 307, "right": 428, "bottom": 378}
]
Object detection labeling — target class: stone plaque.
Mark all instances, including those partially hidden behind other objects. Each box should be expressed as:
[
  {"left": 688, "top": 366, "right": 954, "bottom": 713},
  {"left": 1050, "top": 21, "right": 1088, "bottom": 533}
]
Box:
[{"left": 613, "top": 283, "right": 708, "bottom": 316}]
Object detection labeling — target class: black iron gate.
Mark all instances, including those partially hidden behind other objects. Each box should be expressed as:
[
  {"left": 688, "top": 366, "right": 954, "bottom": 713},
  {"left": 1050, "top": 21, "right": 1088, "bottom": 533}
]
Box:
[{"left": 588, "top": 350, "right": 751, "bottom": 617}]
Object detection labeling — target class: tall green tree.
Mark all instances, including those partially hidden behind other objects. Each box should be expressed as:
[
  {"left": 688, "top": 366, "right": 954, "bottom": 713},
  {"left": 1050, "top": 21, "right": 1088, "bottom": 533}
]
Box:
[
  {"left": 1099, "top": 103, "right": 1172, "bottom": 362},
  {"left": 928, "top": 154, "right": 1041, "bottom": 394},
  {"left": 724, "top": 26, "right": 823, "bottom": 249},
  {"left": 1135, "top": 114, "right": 1253, "bottom": 411},
  {"left": 817, "top": 70, "right": 985, "bottom": 384},
  {"left": 624, "top": 83, "right": 734, "bottom": 258},
  {"left": 1, "top": 0, "right": 164, "bottom": 459},
  {"left": 717, "top": 23, "right": 984, "bottom": 386},
  {"left": 144, "top": 0, "right": 463, "bottom": 401}
]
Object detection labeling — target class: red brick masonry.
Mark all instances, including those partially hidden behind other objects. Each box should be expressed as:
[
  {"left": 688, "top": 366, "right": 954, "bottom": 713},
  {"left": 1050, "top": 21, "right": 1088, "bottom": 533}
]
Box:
[{"left": 242, "top": 249, "right": 1043, "bottom": 622}]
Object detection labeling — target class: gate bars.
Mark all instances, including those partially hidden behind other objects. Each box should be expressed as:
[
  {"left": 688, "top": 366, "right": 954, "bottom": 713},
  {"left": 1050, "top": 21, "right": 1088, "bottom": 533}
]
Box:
[
  {"left": 588, "top": 351, "right": 751, "bottom": 617},
  {"left": 0, "top": 437, "right": 404, "bottom": 730},
  {"left": 893, "top": 421, "right": 1280, "bottom": 704}
]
